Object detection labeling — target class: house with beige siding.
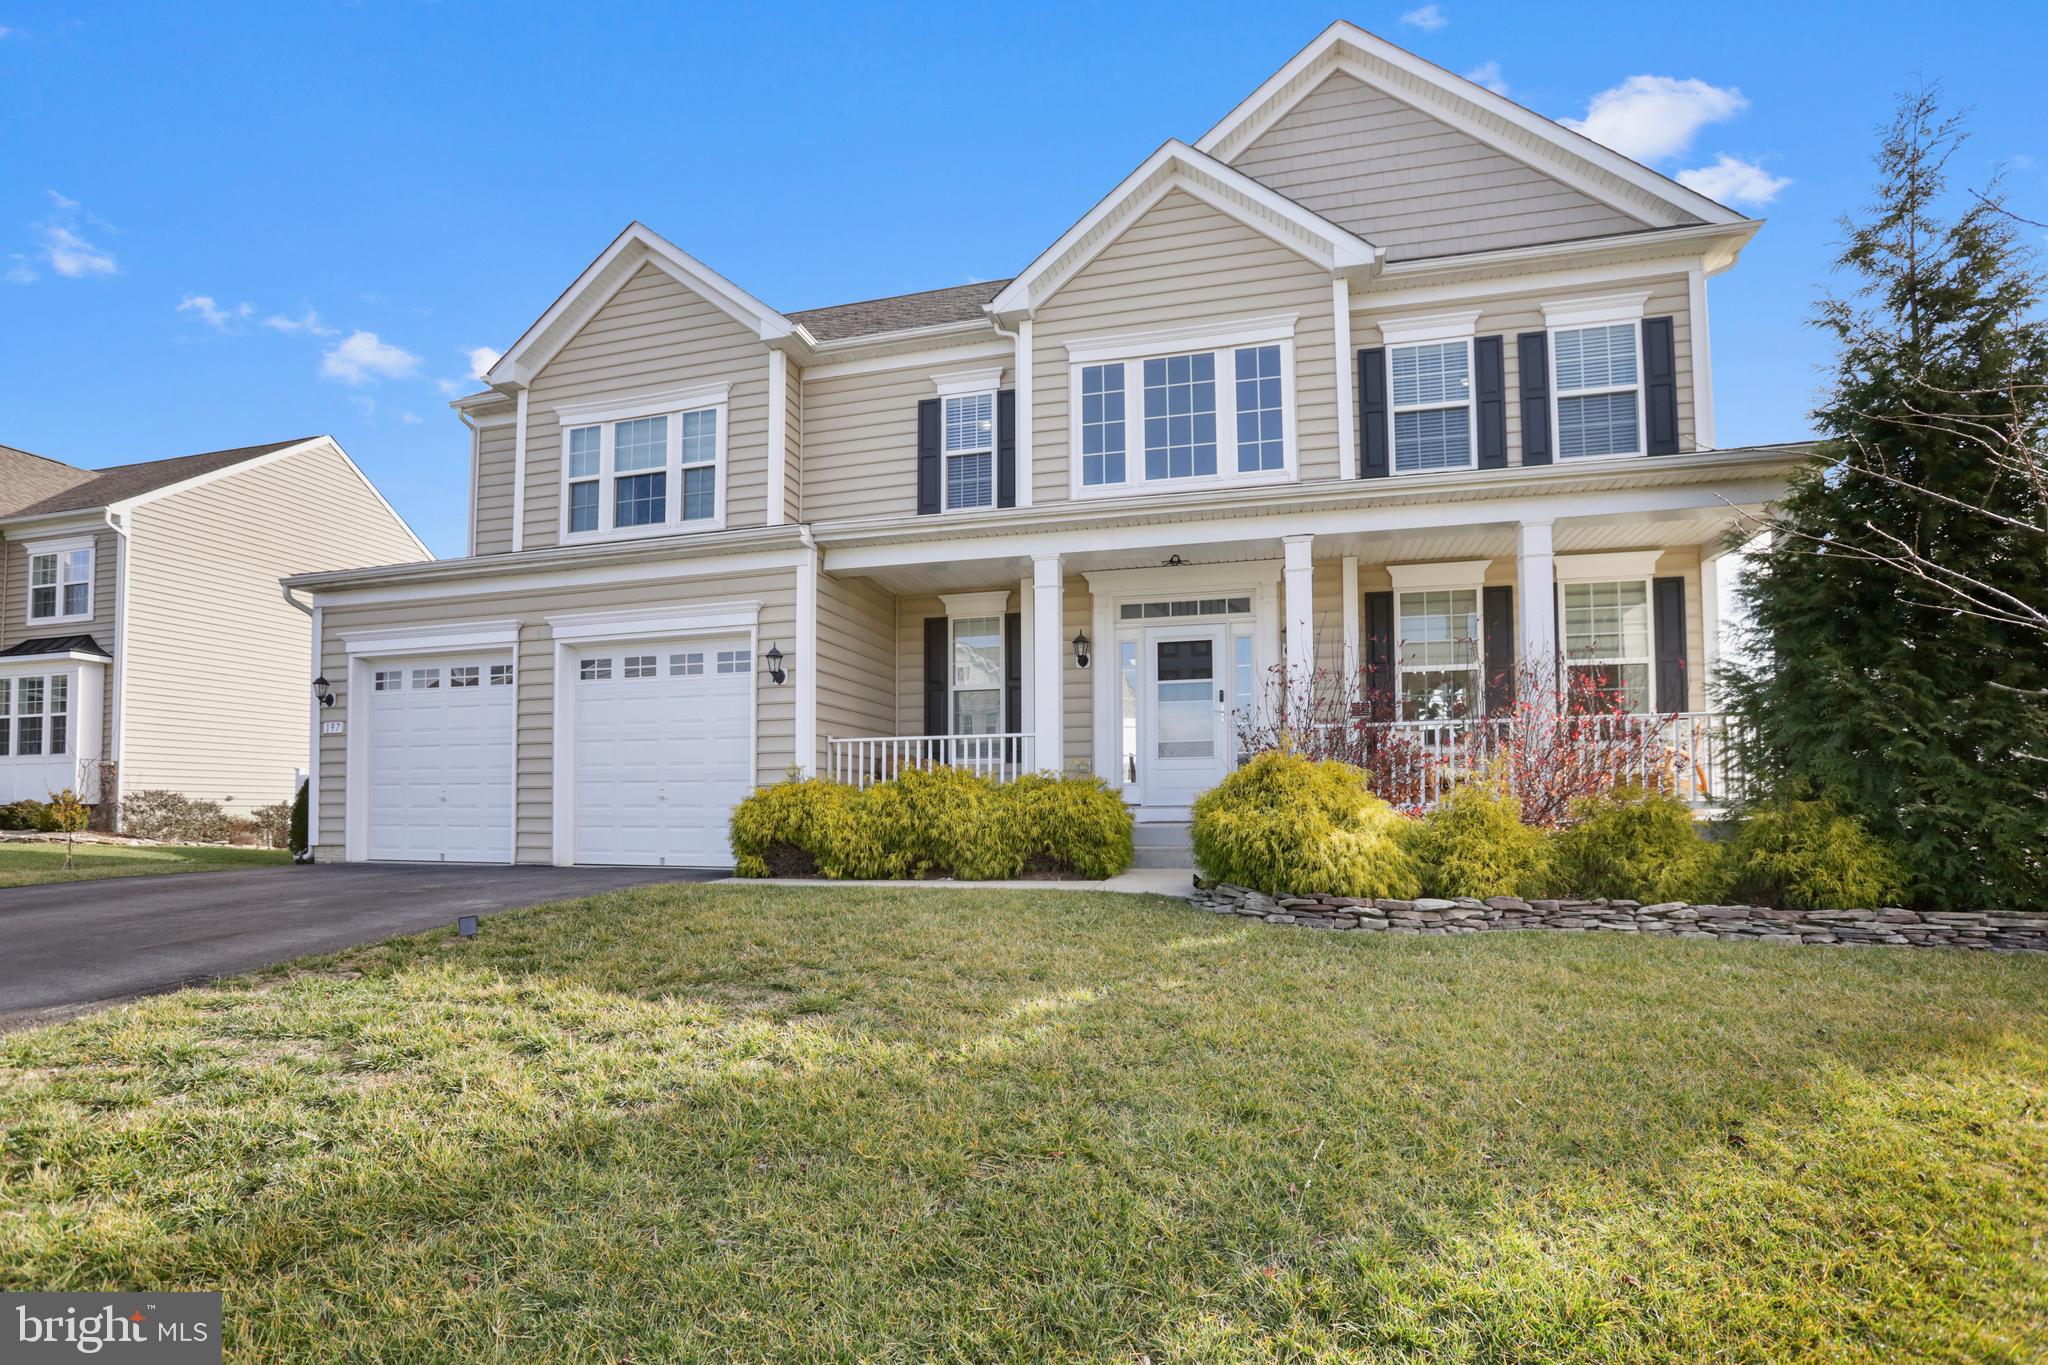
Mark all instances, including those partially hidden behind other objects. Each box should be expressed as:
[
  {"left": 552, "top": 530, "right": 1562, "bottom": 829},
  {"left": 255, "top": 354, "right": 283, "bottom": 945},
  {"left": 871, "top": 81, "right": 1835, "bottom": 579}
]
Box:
[
  {"left": 0, "top": 437, "right": 425, "bottom": 818},
  {"left": 287, "top": 21, "right": 1803, "bottom": 868}
]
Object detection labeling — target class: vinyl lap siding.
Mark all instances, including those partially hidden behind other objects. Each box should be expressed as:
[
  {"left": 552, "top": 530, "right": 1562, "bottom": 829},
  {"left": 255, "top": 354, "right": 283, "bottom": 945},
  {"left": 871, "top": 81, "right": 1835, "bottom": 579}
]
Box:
[
  {"left": 315, "top": 567, "right": 798, "bottom": 861},
  {"left": 783, "top": 362, "right": 804, "bottom": 522},
  {"left": 803, "top": 362, "right": 1011, "bottom": 522},
  {"left": 814, "top": 570, "right": 894, "bottom": 767},
  {"left": 473, "top": 420, "right": 517, "bottom": 554},
  {"left": 123, "top": 446, "right": 425, "bottom": 813},
  {"left": 522, "top": 264, "right": 772, "bottom": 548},
  {"left": 1352, "top": 273, "right": 1695, "bottom": 463},
  {"left": 1231, "top": 73, "right": 1650, "bottom": 260},
  {"left": 1031, "top": 190, "right": 1341, "bottom": 505}
]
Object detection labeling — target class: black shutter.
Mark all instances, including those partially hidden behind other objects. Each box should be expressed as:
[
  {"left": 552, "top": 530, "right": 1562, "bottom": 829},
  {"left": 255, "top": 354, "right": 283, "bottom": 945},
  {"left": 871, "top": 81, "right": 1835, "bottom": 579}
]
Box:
[
  {"left": 1364, "top": 591, "right": 1395, "bottom": 716},
  {"left": 916, "top": 398, "right": 941, "bottom": 515},
  {"left": 1475, "top": 336, "right": 1508, "bottom": 469},
  {"left": 924, "top": 617, "right": 949, "bottom": 735},
  {"left": 1643, "top": 317, "right": 1680, "bottom": 455},
  {"left": 1482, "top": 584, "right": 1514, "bottom": 713},
  {"left": 996, "top": 389, "right": 1017, "bottom": 507},
  {"left": 1358, "top": 348, "right": 1390, "bottom": 478},
  {"left": 1517, "top": 332, "right": 1551, "bottom": 466},
  {"left": 1004, "top": 611, "right": 1022, "bottom": 732},
  {"left": 1653, "top": 576, "right": 1687, "bottom": 714}
]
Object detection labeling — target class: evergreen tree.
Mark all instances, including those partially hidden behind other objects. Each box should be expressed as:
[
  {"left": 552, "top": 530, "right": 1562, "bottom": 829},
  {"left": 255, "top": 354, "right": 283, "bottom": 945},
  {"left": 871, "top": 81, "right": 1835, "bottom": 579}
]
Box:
[{"left": 1723, "top": 86, "right": 2048, "bottom": 911}]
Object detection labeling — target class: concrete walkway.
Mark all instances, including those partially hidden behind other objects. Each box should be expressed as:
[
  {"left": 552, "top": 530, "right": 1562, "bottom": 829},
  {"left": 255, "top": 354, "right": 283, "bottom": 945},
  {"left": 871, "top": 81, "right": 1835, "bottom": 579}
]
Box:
[{"left": 724, "top": 868, "right": 1196, "bottom": 897}]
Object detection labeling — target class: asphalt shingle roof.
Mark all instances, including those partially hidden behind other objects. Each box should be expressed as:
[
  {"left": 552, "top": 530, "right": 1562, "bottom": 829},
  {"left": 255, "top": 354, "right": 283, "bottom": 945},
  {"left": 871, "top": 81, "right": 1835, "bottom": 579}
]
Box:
[
  {"left": 0, "top": 634, "right": 111, "bottom": 660},
  {"left": 788, "top": 279, "right": 1011, "bottom": 342},
  {"left": 0, "top": 444, "right": 96, "bottom": 518},
  {"left": 2, "top": 439, "right": 316, "bottom": 519}
]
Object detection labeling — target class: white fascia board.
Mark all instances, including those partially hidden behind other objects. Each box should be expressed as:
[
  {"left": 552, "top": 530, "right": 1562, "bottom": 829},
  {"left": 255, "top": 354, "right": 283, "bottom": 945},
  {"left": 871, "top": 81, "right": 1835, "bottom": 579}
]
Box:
[
  {"left": 1194, "top": 22, "right": 1749, "bottom": 230},
  {"left": 300, "top": 545, "right": 809, "bottom": 608},
  {"left": 487, "top": 222, "right": 794, "bottom": 388},
  {"left": 0, "top": 650, "right": 110, "bottom": 667},
  {"left": 801, "top": 338, "right": 1013, "bottom": 383},
  {"left": 988, "top": 140, "right": 1380, "bottom": 318}
]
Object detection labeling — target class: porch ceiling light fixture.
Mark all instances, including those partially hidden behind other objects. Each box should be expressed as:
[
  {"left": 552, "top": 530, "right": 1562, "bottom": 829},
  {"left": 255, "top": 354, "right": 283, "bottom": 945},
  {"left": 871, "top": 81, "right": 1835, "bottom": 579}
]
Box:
[
  {"left": 1072, "top": 630, "right": 1092, "bottom": 670},
  {"left": 765, "top": 643, "right": 787, "bottom": 685},
  {"left": 312, "top": 675, "right": 335, "bottom": 708}
]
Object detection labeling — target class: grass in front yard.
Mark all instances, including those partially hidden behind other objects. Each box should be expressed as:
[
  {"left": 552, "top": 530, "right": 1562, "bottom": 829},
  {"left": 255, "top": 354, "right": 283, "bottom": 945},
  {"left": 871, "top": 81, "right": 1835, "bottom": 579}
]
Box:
[
  {"left": 2, "top": 885, "right": 2044, "bottom": 1362},
  {"left": 0, "top": 841, "right": 289, "bottom": 888}
]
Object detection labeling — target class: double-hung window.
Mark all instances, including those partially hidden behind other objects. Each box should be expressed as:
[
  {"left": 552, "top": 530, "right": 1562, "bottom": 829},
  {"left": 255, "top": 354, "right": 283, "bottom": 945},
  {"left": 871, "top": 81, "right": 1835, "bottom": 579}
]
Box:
[
  {"left": 1395, "top": 589, "right": 1481, "bottom": 721},
  {"left": 950, "top": 615, "right": 1003, "bottom": 735},
  {"left": 1542, "top": 295, "right": 1649, "bottom": 460},
  {"left": 944, "top": 392, "right": 995, "bottom": 510},
  {"left": 1562, "top": 579, "right": 1652, "bottom": 711},
  {"left": 559, "top": 385, "right": 728, "bottom": 539},
  {"left": 1390, "top": 341, "right": 1473, "bottom": 472},
  {"left": 1069, "top": 318, "right": 1296, "bottom": 496},
  {"left": 4, "top": 675, "right": 63, "bottom": 757},
  {"left": 27, "top": 543, "right": 93, "bottom": 623}
]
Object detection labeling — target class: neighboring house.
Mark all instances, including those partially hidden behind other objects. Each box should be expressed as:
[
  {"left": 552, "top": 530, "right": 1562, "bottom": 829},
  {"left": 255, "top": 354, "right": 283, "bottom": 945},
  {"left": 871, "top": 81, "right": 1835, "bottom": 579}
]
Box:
[
  {"left": 287, "top": 21, "right": 1804, "bottom": 868},
  {"left": 0, "top": 437, "right": 426, "bottom": 818}
]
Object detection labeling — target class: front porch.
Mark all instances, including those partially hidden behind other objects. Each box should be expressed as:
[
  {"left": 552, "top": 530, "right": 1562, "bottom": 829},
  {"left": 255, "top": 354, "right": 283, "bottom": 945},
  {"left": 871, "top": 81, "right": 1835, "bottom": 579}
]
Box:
[{"left": 810, "top": 467, "right": 1772, "bottom": 817}]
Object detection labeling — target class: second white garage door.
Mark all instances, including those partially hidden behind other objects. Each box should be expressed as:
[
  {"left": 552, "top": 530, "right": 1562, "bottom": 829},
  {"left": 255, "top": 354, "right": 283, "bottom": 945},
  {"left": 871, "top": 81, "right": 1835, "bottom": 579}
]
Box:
[{"left": 571, "top": 639, "right": 754, "bottom": 867}]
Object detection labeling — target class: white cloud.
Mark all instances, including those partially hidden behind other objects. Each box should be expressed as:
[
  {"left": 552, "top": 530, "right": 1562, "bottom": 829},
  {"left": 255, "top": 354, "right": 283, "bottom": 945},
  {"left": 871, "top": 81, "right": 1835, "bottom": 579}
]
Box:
[
  {"left": 44, "top": 225, "right": 117, "bottom": 277},
  {"left": 1563, "top": 75, "right": 1748, "bottom": 162},
  {"left": 1677, "top": 154, "right": 1791, "bottom": 208},
  {"left": 435, "top": 377, "right": 466, "bottom": 397},
  {"left": 178, "top": 293, "right": 253, "bottom": 329},
  {"left": 1464, "top": 61, "right": 1508, "bottom": 96},
  {"left": 263, "top": 307, "right": 338, "bottom": 337},
  {"left": 466, "top": 345, "right": 501, "bottom": 381},
  {"left": 1400, "top": 3, "right": 1447, "bottom": 30},
  {"left": 5, "top": 254, "right": 35, "bottom": 285},
  {"left": 349, "top": 395, "right": 378, "bottom": 422},
  {"left": 320, "top": 330, "right": 421, "bottom": 384},
  {"left": 400, "top": 411, "right": 422, "bottom": 424},
  {"left": 11, "top": 191, "right": 119, "bottom": 281}
]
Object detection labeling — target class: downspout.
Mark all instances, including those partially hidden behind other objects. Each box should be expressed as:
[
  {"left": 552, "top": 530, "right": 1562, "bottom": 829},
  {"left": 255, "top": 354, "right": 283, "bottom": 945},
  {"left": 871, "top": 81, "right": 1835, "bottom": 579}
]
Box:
[{"left": 282, "top": 584, "right": 319, "bottom": 859}]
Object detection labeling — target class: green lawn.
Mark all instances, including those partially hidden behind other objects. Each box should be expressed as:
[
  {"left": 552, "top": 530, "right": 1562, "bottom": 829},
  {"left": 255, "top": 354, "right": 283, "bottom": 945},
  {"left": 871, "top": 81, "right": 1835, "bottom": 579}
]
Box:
[
  {"left": 2, "top": 886, "right": 2044, "bottom": 1362},
  {"left": 0, "top": 841, "right": 290, "bottom": 888}
]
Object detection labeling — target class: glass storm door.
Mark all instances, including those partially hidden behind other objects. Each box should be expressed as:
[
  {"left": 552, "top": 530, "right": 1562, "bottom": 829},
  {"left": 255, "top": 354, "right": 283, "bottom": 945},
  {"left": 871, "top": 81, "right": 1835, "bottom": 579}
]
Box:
[{"left": 1141, "top": 627, "right": 1227, "bottom": 811}]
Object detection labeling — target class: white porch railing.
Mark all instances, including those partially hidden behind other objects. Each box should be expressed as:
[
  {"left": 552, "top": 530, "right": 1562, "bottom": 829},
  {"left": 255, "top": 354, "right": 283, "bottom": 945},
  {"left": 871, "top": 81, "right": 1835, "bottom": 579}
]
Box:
[
  {"left": 826, "top": 733, "right": 1037, "bottom": 788},
  {"left": 1351, "top": 711, "right": 1748, "bottom": 811}
]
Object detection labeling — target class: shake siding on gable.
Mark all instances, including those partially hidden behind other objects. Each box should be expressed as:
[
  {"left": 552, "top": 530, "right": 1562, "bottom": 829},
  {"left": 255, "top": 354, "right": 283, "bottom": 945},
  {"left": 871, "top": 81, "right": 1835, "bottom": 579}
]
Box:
[
  {"left": 315, "top": 566, "right": 797, "bottom": 860},
  {"left": 0, "top": 527, "right": 120, "bottom": 767},
  {"left": 802, "top": 362, "right": 1012, "bottom": 522},
  {"left": 1030, "top": 190, "right": 1341, "bottom": 504},
  {"left": 473, "top": 421, "right": 517, "bottom": 554},
  {"left": 1352, "top": 273, "right": 1696, "bottom": 462},
  {"left": 123, "top": 446, "right": 426, "bottom": 813},
  {"left": 521, "top": 264, "right": 772, "bottom": 548},
  {"left": 1230, "top": 73, "right": 1653, "bottom": 260}
]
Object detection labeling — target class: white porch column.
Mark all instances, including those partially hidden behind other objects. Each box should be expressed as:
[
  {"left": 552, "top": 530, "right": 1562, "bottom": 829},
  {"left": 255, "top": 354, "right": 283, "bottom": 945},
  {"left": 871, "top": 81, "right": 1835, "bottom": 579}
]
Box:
[
  {"left": 1283, "top": 535, "right": 1315, "bottom": 709},
  {"left": 1031, "top": 555, "right": 1063, "bottom": 772},
  {"left": 794, "top": 540, "right": 819, "bottom": 775},
  {"left": 1517, "top": 520, "right": 1557, "bottom": 700}
]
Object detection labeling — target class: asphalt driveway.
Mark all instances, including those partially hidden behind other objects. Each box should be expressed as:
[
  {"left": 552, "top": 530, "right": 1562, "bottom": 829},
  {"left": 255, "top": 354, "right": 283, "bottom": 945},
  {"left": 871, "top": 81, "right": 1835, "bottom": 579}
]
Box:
[{"left": 0, "top": 863, "right": 721, "bottom": 1029}]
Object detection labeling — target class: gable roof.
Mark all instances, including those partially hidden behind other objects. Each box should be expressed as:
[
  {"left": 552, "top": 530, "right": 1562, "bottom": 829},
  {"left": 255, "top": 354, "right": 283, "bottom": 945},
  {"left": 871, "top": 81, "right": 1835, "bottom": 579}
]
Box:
[
  {"left": 790, "top": 279, "right": 1011, "bottom": 343},
  {"left": 1197, "top": 22, "right": 1748, "bottom": 232},
  {"left": 0, "top": 444, "right": 96, "bottom": 518},
  {"left": 486, "top": 222, "right": 795, "bottom": 389},
  {"left": 988, "top": 139, "right": 1381, "bottom": 320},
  {"left": 2, "top": 439, "right": 314, "bottom": 520}
]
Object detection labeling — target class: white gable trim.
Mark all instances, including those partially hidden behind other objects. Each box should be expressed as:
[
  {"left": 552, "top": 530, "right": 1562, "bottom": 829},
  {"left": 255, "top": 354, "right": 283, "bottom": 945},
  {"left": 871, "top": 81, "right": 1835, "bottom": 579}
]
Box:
[
  {"left": 487, "top": 222, "right": 794, "bottom": 390},
  {"left": 1196, "top": 22, "right": 1748, "bottom": 232},
  {"left": 988, "top": 140, "right": 1381, "bottom": 319}
]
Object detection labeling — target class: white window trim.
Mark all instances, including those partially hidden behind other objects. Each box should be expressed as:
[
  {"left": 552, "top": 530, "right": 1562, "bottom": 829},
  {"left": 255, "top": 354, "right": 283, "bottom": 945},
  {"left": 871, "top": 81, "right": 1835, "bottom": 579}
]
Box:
[
  {"left": 1063, "top": 315, "right": 1300, "bottom": 501},
  {"left": 1558, "top": 575, "right": 1657, "bottom": 712},
  {"left": 1543, "top": 292, "right": 1652, "bottom": 463},
  {"left": 0, "top": 671, "right": 70, "bottom": 759},
  {"left": 940, "top": 388, "right": 999, "bottom": 513},
  {"left": 1392, "top": 579, "right": 1488, "bottom": 721},
  {"left": 556, "top": 384, "right": 731, "bottom": 543},
  {"left": 938, "top": 590, "right": 1010, "bottom": 738},
  {"left": 1389, "top": 336, "right": 1477, "bottom": 476},
  {"left": 24, "top": 537, "right": 94, "bottom": 626}
]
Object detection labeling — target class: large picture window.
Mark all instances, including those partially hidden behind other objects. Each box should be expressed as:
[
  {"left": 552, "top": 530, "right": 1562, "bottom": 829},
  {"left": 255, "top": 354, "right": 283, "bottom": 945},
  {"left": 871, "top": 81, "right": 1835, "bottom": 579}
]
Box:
[
  {"left": 27, "top": 544, "right": 93, "bottom": 623},
  {"left": 1553, "top": 322, "right": 1642, "bottom": 458},
  {"left": 1396, "top": 588, "right": 1481, "bottom": 720},
  {"left": 1562, "top": 579, "right": 1652, "bottom": 711},
  {"left": 558, "top": 389, "right": 726, "bottom": 539}
]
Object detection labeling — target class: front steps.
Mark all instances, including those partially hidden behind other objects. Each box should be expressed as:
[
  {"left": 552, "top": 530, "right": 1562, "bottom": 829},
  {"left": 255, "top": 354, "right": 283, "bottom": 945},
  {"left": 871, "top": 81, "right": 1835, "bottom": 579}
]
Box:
[{"left": 1131, "top": 821, "right": 1193, "bottom": 870}]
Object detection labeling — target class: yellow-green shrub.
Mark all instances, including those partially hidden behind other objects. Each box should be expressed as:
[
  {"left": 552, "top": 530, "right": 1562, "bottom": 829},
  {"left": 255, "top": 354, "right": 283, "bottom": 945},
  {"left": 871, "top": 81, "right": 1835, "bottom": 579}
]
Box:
[
  {"left": 1726, "top": 797, "right": 1907, "bottom": 909},
  {"left": 1002, "top": 773, "right": 1134, "bottom": 879},
  {"left": 1191, "top": 751, "right": 1419, "bottom": 898},
  {"left": 1407, "top": 782, "right": 1552, "bottom": 899},
  {"left": 887, "top": 765, "right": 1024, "bottom": 880},
  {"left": 818, "top": 781, "right": 916, "bottom": 880},
  {"left": 1550, "top": 787, "right": 1727, "bottom": 903},
  {"left": 729, "top": 776, "right": 857, "bottom": 878}
]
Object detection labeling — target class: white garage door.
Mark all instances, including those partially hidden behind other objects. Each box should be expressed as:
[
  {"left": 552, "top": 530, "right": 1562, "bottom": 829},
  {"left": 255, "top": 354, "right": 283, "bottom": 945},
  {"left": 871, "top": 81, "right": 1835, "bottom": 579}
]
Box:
[
  {"left": 366, "top": 655, "right": 515, "bottom": 862},
  {"left": 572, "top": 639, "right": 753, "bottom": 867}
]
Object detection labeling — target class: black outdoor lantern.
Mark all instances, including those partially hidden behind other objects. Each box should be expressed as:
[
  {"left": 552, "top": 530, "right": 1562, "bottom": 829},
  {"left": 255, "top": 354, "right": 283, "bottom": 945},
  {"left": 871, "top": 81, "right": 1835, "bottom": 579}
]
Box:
[
  {"left": 1072, "top": 629, "right": 1092, "bottom": 670},
  {"left": 764, "top": 643, "right": 787, "bottom": 685},
  {"left": 312, "top": 675, "right": 335, "bottom": 708}
]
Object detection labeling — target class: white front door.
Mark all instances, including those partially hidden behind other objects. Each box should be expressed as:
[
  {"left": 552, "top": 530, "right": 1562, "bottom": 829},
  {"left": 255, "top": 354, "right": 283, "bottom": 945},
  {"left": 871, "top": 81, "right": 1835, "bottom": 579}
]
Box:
[
  {"left": 571, "top": 639, "right": 753, "bottom": 867},
  {"left": 1140, "top": 626, "right": 1229, "bottom": 814},
  {"left": 366, "top": 655, "right": 515, "bottom": 862}
]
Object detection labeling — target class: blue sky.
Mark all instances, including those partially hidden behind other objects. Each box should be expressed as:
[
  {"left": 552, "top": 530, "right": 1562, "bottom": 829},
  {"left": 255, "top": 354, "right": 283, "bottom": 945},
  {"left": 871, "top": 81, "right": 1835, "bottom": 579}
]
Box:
[{"left": 3, "top": 1, "right": 2043, "bottom": 557}]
